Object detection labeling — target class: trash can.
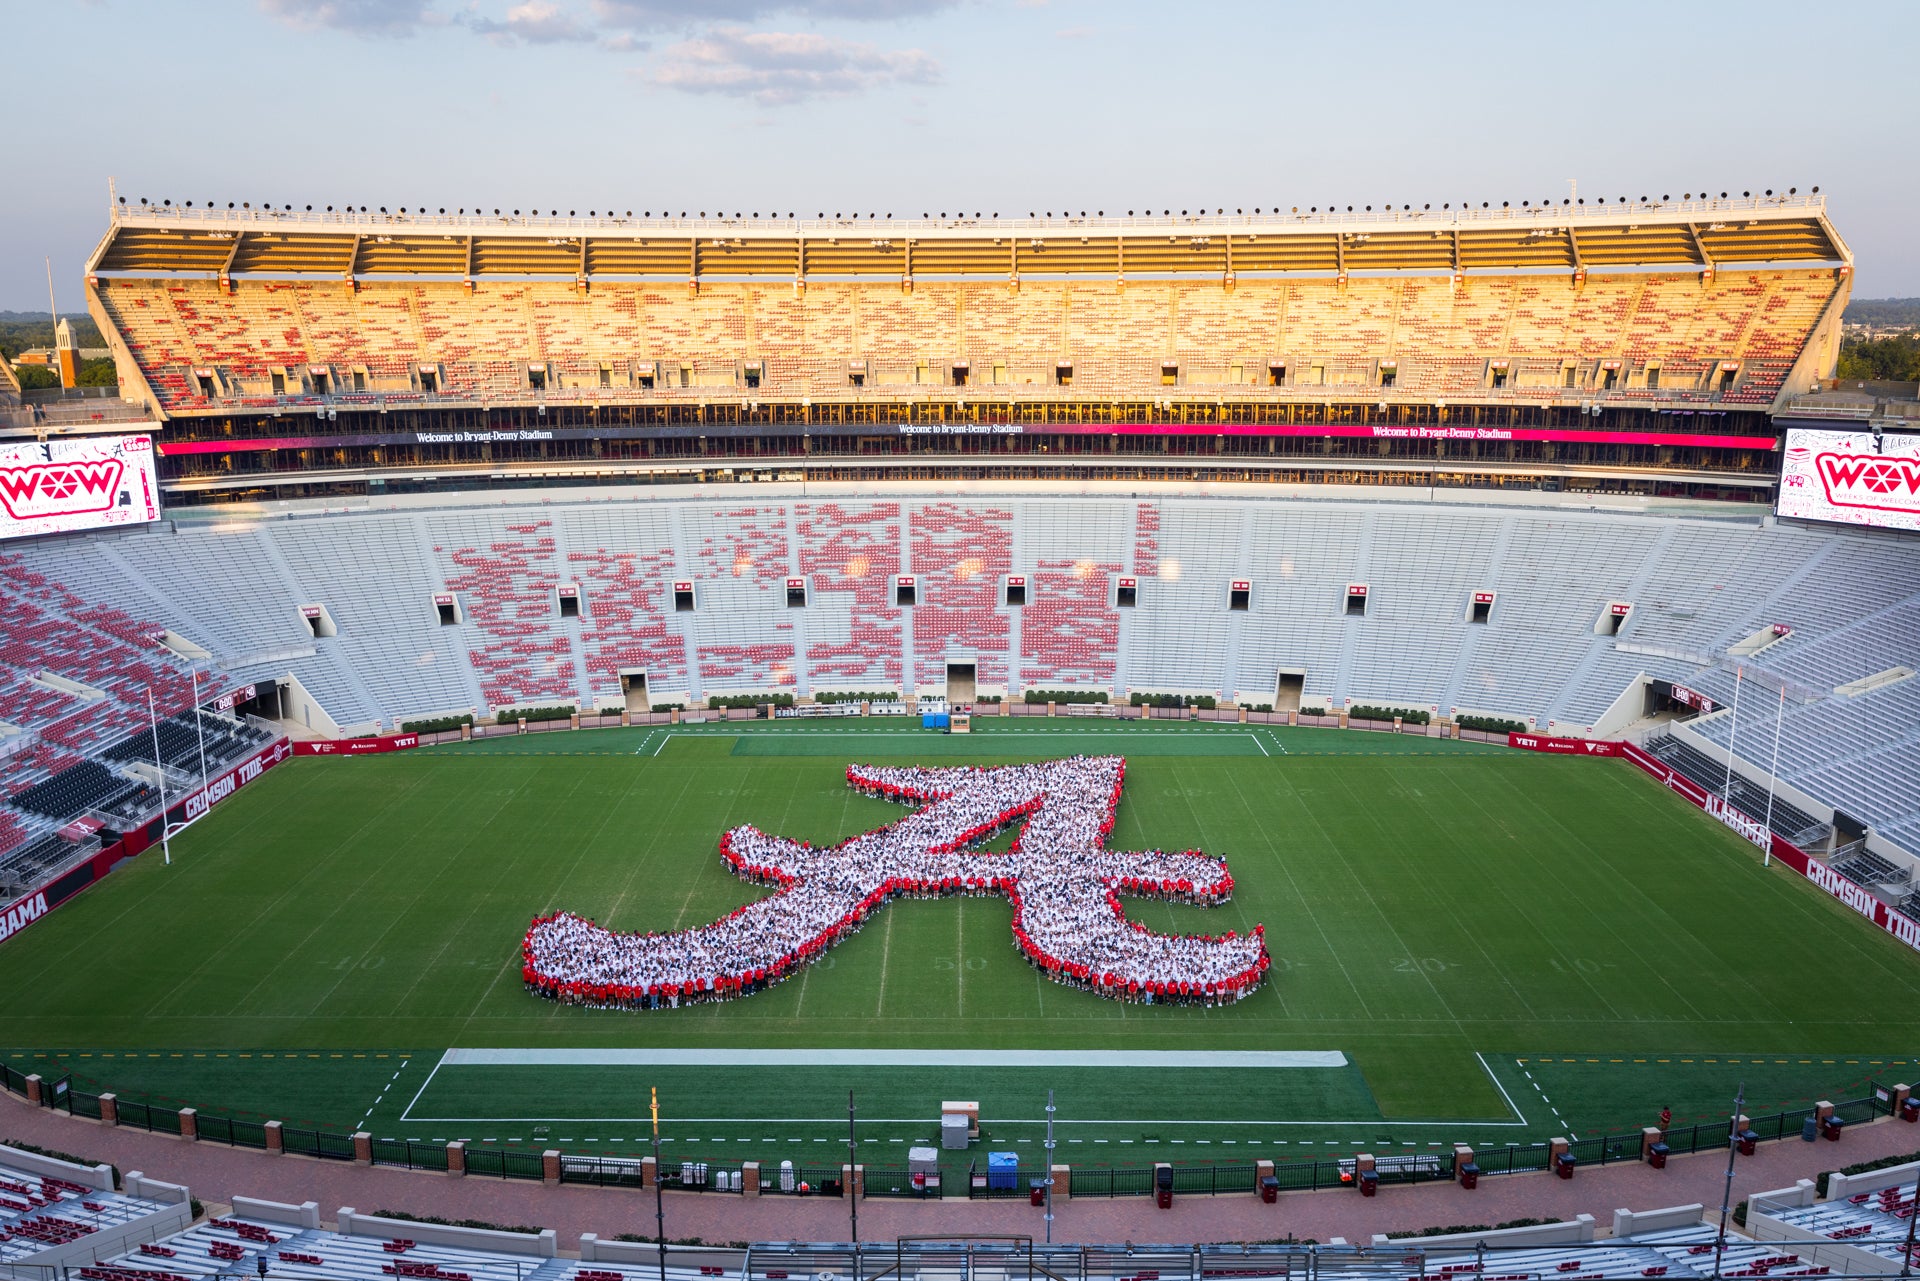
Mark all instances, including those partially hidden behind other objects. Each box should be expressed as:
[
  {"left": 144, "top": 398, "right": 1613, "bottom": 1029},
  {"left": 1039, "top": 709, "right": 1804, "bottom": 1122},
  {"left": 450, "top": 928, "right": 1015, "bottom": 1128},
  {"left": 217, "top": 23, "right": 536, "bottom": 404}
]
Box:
[
  {"left": 1801, "top": 1117, "right": 1819, "bottom": 1142},
  {"left": 1823, "top": 1115, "right": 1844, "bottom": 1142},
  {"left": 1260, "top": 1175, "right": 1279, "bottom": 1204},
  {"left": 1647, "top": 1143, "right": 1669, "bottom": 1170},
  {"left": 1029, "top": 1178, "right": 1046, "bottom": 1207},
  {"left": 1156, "top": 1166, "right": 1174, "bottom": 1209},
  {"left": 1902, "top": 1098, "right": 1919, "bottom": 1123},
  {"left": 1458, "top": 1162, "right": 1479, "bottom": 1190},
  {"left": 1360, "top": 1171, "right": 1379, "bottom": 1198},
  {"left": 1555, "top": 1153, "right": 1575, "bottom": 1181},
  {"left": 1737, "top": 1128, "right": 1758, "bottom": 1156},
  {"left": 911, "top": 1172, "right": 928, "bottom": 1195}
]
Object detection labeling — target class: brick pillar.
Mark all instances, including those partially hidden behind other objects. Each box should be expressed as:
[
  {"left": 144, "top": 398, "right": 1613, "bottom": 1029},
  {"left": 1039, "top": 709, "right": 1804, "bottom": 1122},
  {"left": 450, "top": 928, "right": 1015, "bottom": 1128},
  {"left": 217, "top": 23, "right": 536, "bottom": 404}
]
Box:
[
  {"left": 569, "top": 713, "right": 580, "bottom": 731},
  {"left": 1452, "top": 1143, "right": 1472, "bottom": 1172},
  {"left": 264, "top": 1120, "right": 284, "bottom": 1154},
  {"left": 1893, "top": 1085, "right": 1912, "bottom": 1115},
  {"left": 1393, "top": 716, "right": 1403, "bottom": 732},
  {"left": 461, "top": 722, "right": 473, "bottom": 741},
  {"left": 517, "top": 717, "right": 528, "bottom": 734},
  {"left": 446, "top": 1141, "right": 466, "bottom": 1176},
  {"left": 353, "top": 1131, "right": 373, "bottom": 1164},
  {"left": 1356, "top": 1153, "right": 1376, "bottom": 1177},
  {"left": 852, "top": 1164, "right": 864, "bottom": 1198},
  {"left": 1814, "top": 1100, "right": 1835, "bottom": 1125},
  {"left": 23, "top": 1074, "right": 41, "bottom": 1106},
  {"left": 1337, "top": 712, "right": 1349, "bottom": 728},
  {"left": 671, "top": 708, "right": 681, "bottom": 724},
  {"left": 179, "top": 1108, "right": 198, "bottom": 1141},
  {"left": 1549, "top": 1137, "right": 1570, "bottom": 1163},
  {"left": 542, "top": 1149, "right": 562, "bottom": 1187},
  {"left": 1047, "top": 702, "right": 1056, "bottom": 717},
  {"left": 1254, "top": 1159, "right": 1273, "bottom": 1194},
  {"left": 620, "top": 709, "right": 631, "bottom": 727},
  {"left": 741, "top": 1161, "right": 760, "bottom": 1197},
  {"left": 99, "top": 1092, "right": 118, "bottom": 1126},
  {"left": 639, "top": 1155, "right": 656, "bottom": 1188},
  {"left": 1051, "top": 1164, "right": 1071, "bottom": 1198},
  {"left": 1640, "top": 1126, "right": 1664, "bottom": 1158}
]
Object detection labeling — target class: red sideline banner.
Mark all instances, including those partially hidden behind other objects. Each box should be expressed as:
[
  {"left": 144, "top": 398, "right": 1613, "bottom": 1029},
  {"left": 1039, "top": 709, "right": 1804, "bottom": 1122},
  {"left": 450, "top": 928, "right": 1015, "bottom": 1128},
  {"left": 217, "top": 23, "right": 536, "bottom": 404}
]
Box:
[
  {"left": 294, "top": 732, "right": 421, "bottom": 757},
  {"left": 1618, "top": 741, "right": 1920, "bottom": 955},
  {"left": 1507, "top": 732, "right": 1621, "bottom": 757},
  {"left": 169, "top": 738, "right": 293, "bottom": 824}
]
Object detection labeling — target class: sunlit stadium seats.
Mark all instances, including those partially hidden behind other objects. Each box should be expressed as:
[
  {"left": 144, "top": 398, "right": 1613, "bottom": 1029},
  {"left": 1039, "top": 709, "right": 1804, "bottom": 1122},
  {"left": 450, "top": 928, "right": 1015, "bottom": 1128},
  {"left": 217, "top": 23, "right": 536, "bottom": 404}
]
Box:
[{"left": 97, "top": 269, "right": 1842, "bottom": 412}]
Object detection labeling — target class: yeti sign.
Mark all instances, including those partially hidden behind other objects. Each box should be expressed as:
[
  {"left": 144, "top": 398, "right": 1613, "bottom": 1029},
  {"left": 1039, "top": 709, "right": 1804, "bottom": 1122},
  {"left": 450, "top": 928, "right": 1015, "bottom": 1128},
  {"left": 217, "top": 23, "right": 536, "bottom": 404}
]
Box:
[{"left": 521, "top": 756, "right": 1269, "bottom": 1008}]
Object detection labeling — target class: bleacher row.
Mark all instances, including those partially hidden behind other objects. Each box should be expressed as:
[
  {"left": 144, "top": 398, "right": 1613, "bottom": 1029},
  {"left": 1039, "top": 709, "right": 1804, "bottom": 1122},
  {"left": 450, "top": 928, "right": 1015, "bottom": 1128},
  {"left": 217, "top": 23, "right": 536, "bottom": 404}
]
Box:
[
  {"left": 0, "top": 1156, "right": 166, "bottom": 1265},
  {"left": 2, "top": 1203, "right": 1893, "bottom": 1281},
  {"left": 95, "top": 270, "right": 1840, "bottom": 411},
  {"left": 0, "top": 494, "right": 1914, "bottom": 852}
]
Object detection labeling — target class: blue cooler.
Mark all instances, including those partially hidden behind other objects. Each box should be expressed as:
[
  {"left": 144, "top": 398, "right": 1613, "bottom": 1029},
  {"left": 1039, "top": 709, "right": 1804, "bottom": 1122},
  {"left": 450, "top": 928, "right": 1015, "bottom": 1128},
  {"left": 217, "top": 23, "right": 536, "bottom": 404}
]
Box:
[
  {"left": 987, "top": 1151, "right": 1018, "bottom": 1190},
  {"left": 923, "top": 713, "right": 950, "bottom": 729}
]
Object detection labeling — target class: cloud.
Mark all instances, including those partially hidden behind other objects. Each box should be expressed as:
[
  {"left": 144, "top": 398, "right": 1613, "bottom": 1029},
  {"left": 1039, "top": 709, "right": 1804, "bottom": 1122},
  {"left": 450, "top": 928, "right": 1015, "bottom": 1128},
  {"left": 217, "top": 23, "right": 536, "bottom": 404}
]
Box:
[
  {"left": 592, "top": 0, "right": 960, "bottom": 31},
  {"left": 260, "top": 0, "right": 442, "bottom": 35},
  {"left": 648, "top": 25, "right": 939, "bottom": 104},
  {"left": 467, "top": 0, "right": 595, "bottom": 43}
]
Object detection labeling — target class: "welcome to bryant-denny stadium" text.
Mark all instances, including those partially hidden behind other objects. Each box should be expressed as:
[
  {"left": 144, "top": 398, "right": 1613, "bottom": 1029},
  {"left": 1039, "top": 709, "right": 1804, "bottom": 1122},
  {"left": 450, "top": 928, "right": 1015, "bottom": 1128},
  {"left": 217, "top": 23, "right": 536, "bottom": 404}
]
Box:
[{"left": 415, "top": 430, "right": 556, "bottom": 444}]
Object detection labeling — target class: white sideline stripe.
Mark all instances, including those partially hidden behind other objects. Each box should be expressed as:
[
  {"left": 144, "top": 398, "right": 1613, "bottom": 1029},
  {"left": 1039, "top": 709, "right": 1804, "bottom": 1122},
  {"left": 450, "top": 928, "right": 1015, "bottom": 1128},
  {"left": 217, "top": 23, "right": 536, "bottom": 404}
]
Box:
[
  {"left": 440, "top": 1047, "right": 1348, "bottom": 1068},
  {"left": 1476, "top": 1050, "right": 1529, "bottom": 1127}
]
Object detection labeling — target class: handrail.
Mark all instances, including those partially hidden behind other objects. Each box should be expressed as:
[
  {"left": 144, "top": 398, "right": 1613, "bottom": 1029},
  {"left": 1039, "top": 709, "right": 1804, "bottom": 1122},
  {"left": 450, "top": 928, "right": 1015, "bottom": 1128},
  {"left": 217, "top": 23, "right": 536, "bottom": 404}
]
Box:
[{"left": 108, "top": 192, "right": 1829, "bottom": 240}]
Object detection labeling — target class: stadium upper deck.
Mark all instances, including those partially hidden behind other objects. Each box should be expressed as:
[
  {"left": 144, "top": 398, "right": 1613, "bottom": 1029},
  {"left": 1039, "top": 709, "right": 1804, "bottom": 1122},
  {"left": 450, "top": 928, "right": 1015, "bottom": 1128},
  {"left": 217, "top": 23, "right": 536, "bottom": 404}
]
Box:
[{"left": 73, "top": 192, "right": 1853, "bottom": 505}]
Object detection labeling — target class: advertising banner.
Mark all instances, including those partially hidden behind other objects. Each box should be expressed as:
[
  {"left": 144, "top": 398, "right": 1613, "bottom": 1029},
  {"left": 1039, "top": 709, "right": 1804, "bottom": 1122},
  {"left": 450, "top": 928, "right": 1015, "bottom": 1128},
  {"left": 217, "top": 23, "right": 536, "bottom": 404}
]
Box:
[
  {"left": 0, "top": 434, "right": 160, "bottom": 541},
  {"left": 1777, "top": 427, "right": 1920, "bottom": 532},
  {"left": 293, "top": 732, "right": 422, "bottom": 756},
  {"left": 1506, "top": 733, "right": 1621, "bottom": 757}
]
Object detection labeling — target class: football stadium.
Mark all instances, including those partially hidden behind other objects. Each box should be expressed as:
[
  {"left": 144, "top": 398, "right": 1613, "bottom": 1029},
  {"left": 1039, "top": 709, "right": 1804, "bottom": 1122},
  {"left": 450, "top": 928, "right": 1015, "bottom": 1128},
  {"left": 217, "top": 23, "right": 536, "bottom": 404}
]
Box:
[{"left": 1, "top": 180, "right": 1919, "bottom": 1272}]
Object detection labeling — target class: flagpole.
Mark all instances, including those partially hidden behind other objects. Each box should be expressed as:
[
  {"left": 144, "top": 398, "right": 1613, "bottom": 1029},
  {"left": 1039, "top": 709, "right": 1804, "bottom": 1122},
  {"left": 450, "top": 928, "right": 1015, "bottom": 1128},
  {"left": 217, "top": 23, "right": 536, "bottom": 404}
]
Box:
[
  {"left": 148, "top": 688, "right": 171, "bottom": 866},
  {"left": 190, "top": 671, "right": 210, "bottom": 814},
  {"left": 651, "top": 1087, "right": 666, "bottom": 1281},
  {"left": 1721, "top": 665, "right": 1743, "bottom": 803},
  {"left": 1761, "top": 686, "right": 1786, "bottom": 868}
]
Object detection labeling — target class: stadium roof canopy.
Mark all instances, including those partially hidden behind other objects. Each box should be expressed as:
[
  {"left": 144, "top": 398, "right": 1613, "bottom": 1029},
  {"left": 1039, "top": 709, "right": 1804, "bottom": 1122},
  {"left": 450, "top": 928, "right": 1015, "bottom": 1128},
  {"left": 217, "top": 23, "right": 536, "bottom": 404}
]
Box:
[{"left": 91, "top": 194, "right": 1848, "bottom": 282}]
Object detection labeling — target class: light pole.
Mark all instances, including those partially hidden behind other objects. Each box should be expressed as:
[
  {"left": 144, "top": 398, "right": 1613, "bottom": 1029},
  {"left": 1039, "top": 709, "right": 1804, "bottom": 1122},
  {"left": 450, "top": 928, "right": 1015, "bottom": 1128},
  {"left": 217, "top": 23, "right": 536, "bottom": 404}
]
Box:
[
  {"left": 1043, "top": 1089, "right": 1057, "bottom": 1244},
  {"left": 1713, "top": 1081, "right": 1745, "bottom": 1280},
  {"left": 651, "top": 1087, "right": 666, "bottom": 1281}
]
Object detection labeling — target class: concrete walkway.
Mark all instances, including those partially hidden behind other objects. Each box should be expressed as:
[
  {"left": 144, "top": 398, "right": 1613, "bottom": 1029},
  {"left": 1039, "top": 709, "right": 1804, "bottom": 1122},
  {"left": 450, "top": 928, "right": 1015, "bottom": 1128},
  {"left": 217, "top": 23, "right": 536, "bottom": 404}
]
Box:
[{"left": 6, "top": 1090, "right": 1919, "bottom": 1246}]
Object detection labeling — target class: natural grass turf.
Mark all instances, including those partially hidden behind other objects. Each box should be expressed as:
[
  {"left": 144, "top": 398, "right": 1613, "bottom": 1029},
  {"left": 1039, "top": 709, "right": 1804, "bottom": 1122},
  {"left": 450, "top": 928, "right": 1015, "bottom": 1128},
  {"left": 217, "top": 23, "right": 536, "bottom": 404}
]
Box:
[{"left": 3, "top": 722, "right": 1918, "bottom": 1150}]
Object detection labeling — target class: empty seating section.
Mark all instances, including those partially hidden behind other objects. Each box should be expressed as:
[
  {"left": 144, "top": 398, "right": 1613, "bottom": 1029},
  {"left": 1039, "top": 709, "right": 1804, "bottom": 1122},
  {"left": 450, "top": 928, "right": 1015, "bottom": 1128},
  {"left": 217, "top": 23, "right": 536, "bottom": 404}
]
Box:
[
  {"left": 910, "top": 504, "right": 1011, "bottom": 690},
  {"left": 104, "top": 271, "right": 1840, "bottom": 410},
  {"left": 1126, "top": 506, "right": 1237, "bottom": 693},
  {"left": 1757, "top": 1176, "right": 1920, "bottom": 1266},
  {"left": 0, "top": 1160, "right": 165, "bottom": 1264},
  {"left": 1021, "top": 560, "right": 1121, "bottom": 690},
  {"left": 565, "top": 505, "right": 687, "bottom": 705},
  {"left": 794, "top": 502, "right": 901, "bottom": 688},
  {"left": 688, "top": 507, "right": 794, "bottom": 692},
  {"left": 58, "top": 1217, "right": 577, "bottom": 1281},
  {"left": 1641, "top": 734, "right": 1820, "bottom": 839},
  {"left": 435, "top": 518, "right": 575, "bottom": 708},
  {"left": 0, "top": 494, "right": 1908, "bottom": 852},
  {"left": 274, "top": 515, "right": 480, "bottom": 724}
]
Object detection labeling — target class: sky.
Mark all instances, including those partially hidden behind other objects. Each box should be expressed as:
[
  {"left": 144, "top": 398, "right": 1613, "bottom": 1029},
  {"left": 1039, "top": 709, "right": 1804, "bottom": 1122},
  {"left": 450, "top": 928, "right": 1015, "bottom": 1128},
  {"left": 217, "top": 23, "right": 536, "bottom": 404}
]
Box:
[{"left": 4, "top": 0, "right": 1916, "bottom": 312}]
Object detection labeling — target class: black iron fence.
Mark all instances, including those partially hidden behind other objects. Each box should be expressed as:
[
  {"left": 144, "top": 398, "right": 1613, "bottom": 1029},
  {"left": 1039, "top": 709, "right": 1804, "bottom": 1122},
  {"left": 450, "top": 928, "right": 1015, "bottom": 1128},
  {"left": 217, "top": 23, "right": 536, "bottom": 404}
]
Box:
[{"left": 0, "top": 1054, "right": 1894, "bottom": 1201}]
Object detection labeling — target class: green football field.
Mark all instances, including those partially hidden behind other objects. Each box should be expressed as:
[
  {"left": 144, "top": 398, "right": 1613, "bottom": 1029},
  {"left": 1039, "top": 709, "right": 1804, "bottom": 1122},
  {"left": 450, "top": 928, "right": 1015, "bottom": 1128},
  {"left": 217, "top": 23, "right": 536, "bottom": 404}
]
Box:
[{"left": 2, "top": 719, "right": 1917, "bottom": 1167}]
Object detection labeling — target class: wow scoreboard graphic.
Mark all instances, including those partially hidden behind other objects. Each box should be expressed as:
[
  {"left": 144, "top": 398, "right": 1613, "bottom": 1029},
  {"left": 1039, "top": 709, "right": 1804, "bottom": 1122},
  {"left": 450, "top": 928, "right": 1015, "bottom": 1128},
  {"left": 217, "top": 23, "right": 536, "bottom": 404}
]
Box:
[
  {"left": 1777, "top": 426, "right": 1920, "bottom": 532},
  {"left": 0, "top": 434, "right": 160, "bottom": 541}
]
